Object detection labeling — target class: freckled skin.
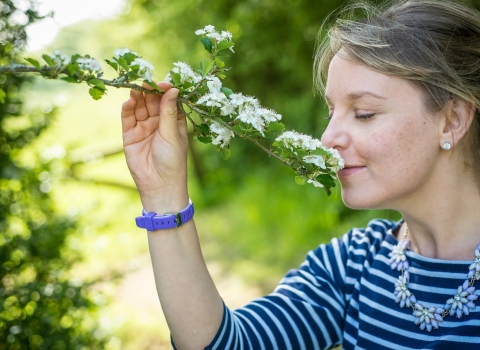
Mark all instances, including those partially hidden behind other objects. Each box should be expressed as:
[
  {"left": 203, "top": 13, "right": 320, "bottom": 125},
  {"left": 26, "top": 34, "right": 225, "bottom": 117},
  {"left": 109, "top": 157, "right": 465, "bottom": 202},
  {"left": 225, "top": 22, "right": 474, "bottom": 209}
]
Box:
[{"left": 321, "top": 55, "right": 443, "bottom": 210}]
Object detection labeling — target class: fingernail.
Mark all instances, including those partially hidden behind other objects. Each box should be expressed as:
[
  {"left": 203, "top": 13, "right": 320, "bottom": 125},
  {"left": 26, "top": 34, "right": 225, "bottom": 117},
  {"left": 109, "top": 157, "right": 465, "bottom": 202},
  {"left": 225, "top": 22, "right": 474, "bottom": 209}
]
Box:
[{"left": 169, "top": 88, "right": 179, "bottom": 101}]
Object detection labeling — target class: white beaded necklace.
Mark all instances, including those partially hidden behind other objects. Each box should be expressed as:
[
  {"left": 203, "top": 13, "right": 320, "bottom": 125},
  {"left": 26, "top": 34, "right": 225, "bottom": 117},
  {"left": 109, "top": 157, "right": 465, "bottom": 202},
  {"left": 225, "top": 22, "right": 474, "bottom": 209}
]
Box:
[{"left": 388, "top": 225, "right": 480, "bottom": 332}]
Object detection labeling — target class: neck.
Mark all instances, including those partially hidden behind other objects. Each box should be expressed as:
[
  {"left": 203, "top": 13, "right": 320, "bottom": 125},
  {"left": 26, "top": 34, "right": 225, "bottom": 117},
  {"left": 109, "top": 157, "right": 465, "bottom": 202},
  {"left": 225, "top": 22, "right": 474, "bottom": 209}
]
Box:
[{"left": 396, "top": 165, "right": 480, "bottom": 260}]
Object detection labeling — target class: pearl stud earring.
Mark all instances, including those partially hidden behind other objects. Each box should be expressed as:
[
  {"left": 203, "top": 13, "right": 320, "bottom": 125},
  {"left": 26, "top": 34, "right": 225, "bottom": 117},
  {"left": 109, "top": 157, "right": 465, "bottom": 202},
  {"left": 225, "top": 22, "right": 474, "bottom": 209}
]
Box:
[{"left": 442, "top": 142, "right": 452, "bottom": 151}]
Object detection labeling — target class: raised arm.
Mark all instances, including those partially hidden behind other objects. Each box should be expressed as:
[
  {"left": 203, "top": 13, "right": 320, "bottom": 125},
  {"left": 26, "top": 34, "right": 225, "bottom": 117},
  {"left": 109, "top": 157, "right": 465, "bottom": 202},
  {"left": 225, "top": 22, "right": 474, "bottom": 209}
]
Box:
[{"left": 121, "top": 81, "right": 223, "bottom": 350}]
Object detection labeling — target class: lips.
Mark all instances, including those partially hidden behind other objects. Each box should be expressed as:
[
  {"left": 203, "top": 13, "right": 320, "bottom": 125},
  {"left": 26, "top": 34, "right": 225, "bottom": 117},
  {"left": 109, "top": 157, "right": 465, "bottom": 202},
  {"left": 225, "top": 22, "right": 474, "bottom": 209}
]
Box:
[{"left": 337, "top": 166, "right": 366, "bottom": 178}]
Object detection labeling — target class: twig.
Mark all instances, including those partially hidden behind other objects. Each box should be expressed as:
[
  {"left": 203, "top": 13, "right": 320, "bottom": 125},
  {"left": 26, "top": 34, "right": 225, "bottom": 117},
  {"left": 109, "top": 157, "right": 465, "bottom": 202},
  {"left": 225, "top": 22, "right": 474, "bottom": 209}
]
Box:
[{"left": 0, "top": 64, "right": 162, "bottom": 94}]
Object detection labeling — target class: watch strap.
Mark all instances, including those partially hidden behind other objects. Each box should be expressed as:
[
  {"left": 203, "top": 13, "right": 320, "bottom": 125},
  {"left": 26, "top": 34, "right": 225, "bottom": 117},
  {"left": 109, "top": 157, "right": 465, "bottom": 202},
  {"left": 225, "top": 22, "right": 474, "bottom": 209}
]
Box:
[{"left": 135, "top": 200, "right": 194, "bottom": 231}]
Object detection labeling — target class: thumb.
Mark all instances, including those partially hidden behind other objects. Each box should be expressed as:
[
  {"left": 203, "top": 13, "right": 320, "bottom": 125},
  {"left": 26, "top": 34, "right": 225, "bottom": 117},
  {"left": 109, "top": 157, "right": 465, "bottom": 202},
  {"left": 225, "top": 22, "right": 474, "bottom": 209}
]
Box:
[{"left": 159, "top": 88, "right": 180, "bottom": 136}]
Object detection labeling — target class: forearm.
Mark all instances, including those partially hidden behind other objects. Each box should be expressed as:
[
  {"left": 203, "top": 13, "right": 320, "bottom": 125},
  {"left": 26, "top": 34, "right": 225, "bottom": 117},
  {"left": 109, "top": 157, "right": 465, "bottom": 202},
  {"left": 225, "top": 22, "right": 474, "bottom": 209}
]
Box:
[{"left": 147, "top": 219, "right": 223, "bottom": 350}]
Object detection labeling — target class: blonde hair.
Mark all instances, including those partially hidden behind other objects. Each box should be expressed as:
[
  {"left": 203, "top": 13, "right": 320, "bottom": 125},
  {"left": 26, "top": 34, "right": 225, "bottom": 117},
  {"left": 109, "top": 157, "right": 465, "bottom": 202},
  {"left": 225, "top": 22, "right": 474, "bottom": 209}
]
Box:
[{"left": 314, "top": 0, "right": 480, "bottom": 174}]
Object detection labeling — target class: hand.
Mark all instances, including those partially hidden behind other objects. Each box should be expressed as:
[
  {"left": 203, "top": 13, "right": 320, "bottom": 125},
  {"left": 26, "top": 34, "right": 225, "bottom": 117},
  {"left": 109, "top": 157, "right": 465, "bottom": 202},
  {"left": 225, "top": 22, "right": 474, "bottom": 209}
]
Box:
[{"left": 121, "top": 81, "right": 189, "bottom": 212}]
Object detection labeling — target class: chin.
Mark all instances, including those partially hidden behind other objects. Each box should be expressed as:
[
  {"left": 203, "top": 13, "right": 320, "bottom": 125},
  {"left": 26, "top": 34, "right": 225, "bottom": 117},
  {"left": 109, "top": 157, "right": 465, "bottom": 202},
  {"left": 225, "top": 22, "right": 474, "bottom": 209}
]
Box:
[{"left": 340, "top": 187, "right": 388, "bottom": 210}]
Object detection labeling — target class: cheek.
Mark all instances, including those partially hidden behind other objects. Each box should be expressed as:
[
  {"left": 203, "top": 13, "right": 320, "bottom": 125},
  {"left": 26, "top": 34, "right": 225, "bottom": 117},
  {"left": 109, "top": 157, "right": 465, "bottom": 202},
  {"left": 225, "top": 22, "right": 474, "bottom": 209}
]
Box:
[{"left": 365, "top": 121, "right": 431, "bottom": 176}]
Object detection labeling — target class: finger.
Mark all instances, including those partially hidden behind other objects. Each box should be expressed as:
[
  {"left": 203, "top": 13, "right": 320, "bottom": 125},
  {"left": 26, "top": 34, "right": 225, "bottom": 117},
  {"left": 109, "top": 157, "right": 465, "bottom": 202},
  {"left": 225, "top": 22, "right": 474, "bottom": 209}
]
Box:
[
  {"left": 142, "top": 82, "right": 161, "bottom": 117},
  {"left": 177, "top": 114, "right": 188, "bottom": 141},
  {"left": 121, "top": 97, "right": 137, "bottom": 133},
  {"left": 158, "top": 88, "right": 180, "bottom": 138},
  {"left": 158, "top": 81, "right": 173, "bottom": 92},
  {"left": 130, "top": 89, "right": 149, "bottom": 121}
]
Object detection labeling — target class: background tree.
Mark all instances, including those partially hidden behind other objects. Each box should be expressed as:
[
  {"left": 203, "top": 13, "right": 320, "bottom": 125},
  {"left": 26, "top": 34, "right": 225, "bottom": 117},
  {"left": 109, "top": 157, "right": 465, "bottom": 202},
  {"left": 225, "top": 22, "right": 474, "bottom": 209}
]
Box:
[{"left": 0, "top": 1, "right": 114, "bottom": 349}]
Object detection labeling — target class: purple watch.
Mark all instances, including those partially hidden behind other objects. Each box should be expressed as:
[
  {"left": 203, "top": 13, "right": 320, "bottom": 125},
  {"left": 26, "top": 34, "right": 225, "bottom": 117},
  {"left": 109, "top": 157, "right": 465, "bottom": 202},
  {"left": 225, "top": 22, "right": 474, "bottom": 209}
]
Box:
[{"left": 135, "top": 200, "right": 194, "bottom": 231}]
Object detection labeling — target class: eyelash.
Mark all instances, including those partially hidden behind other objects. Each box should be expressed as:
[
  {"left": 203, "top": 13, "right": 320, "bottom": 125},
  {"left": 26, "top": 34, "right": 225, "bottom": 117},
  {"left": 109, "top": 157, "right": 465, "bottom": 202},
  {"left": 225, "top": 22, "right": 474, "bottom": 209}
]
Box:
[{"left": 326, "top": 114, "right": 375, "bottom": 121}]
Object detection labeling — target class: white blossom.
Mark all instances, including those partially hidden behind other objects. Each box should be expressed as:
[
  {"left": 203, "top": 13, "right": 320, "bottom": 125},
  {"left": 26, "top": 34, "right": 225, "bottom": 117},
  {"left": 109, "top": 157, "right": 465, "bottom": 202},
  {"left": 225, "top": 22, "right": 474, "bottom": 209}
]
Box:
[
  {"left": 221, "top": 30, "right": 232, "bottom": 40},
  {"left": 204, "top": 25, "right": 215, "bottom": 33},
  {"left": 229, "top": 93, "right": 246, "bottom": 106},
  {"left": 171, "top": 61, "right": 202, "bottom": 84},
  {"left": 255, "top": 107, "right": 281, "bottom": 123},
  {"left": 307, "top": 179, "right": 323, "bottom": 188},
  {"left": 237, "top": 106, "right": 266, "bottom": 135},
  {"left": 130, "top": 58, "right": 154, "bottom": 82},
  {"left": 88, "top": 58, "right": 102, "bottom": 72},
  {"left": 195, "top": 25, "right": 233, "bottom": 44},
  {"left": 220, "top": 101, "right": 235, "bottom": 117},
  {"left": 113, "top": 48, "right": 138, "bottom": 59},
  {"left": 303, "top": 155, "right": 326, "bottom": 169},
  {"left": 206, "top": 76, "right": 222, "bottom": 93},
  {"left": 210, "top": 121, "right": 234, "bottom": 148},
  {"left": 50, "top": 50, "right": 70, "bottom": 67},
  {"left": 275, "top": 130, "right": 323, "bottom": 151},
  {"left": 197, "top": 91, "right": 228, "bottom": 108},
  {"left": 76, "top": 57, "right": 102, "bottom": 72}
]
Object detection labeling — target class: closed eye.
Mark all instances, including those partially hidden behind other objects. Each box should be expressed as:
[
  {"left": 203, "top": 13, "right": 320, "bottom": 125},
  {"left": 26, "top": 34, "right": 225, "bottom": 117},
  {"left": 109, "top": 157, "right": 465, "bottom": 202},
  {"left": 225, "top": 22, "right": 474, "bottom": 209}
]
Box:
[{"left": 355, "top": 113, "right": 375, "bottom": 119}]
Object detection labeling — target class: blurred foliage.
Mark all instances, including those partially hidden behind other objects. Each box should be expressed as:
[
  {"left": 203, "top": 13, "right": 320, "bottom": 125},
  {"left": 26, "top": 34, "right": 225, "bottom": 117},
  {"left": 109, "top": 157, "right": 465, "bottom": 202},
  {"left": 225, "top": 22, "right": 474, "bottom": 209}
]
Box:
[{"left": 0, "top": 1, "right": 114, "bottom": 349}]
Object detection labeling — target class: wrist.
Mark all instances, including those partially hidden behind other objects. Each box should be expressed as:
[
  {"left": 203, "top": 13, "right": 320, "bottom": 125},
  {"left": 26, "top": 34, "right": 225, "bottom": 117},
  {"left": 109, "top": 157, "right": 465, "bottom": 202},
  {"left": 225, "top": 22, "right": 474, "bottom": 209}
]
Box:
[{"left": 139, "top": 188, "right": 189, "bottom": 213}]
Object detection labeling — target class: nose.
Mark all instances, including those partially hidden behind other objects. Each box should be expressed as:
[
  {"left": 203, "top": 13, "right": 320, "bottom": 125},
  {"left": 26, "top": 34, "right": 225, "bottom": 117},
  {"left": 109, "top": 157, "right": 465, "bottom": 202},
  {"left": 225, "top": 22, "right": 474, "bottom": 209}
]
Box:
[{"left": 320, "top": 115, "right": 349, "bottom": 150}]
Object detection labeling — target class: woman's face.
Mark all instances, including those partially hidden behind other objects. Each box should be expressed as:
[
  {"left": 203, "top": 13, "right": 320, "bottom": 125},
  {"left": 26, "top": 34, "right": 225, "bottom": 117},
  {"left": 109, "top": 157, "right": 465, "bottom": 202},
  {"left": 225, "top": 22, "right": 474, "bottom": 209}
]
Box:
[{"left": 321, "top": 54, "right": 444, "bottom": 210}]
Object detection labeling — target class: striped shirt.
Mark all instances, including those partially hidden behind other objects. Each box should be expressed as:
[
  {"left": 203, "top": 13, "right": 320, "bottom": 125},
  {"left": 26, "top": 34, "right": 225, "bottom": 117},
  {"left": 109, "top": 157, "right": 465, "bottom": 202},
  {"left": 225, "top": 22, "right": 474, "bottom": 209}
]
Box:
[{"left": 174, "top": 219, "right": 480, "bottom": 349}]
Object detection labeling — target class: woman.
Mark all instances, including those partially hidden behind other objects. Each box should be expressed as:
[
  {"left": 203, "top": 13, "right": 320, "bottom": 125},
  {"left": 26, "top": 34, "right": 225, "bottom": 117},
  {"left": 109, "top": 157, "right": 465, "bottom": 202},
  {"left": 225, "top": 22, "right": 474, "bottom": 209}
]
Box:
[{"left": 121, "top": 0, "right": 480, "bottom": 348}]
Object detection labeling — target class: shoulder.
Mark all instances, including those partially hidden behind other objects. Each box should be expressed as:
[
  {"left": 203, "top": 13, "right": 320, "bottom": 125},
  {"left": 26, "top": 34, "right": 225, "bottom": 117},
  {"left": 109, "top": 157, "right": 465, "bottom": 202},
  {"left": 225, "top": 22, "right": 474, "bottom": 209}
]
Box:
[
  {"left": 345, "top": 218, "right": 398, "bottom": 252},
  {"left": 299, "top": 218, "right": 398, "bottom": 283}
]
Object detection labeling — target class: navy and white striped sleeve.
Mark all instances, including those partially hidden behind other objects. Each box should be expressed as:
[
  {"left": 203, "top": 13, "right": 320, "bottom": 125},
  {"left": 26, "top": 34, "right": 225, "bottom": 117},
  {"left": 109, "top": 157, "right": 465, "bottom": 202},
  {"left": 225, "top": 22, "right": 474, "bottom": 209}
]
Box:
[{"left": 204, "top": 232, "right": 355, "bottom": 350}]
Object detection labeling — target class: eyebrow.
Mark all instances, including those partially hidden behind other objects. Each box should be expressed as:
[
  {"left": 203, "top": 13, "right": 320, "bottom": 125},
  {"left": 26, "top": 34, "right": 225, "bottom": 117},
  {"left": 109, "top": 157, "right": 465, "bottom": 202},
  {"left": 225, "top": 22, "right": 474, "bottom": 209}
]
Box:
[{"left": 324, "top": 91, "right": 387, "bottom": 102}]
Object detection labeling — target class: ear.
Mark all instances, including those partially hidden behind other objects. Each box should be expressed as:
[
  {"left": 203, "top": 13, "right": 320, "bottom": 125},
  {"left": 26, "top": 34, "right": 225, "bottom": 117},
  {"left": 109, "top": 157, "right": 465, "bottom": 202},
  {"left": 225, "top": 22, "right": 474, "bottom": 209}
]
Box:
[{"left": 439, "top": 99, "right": 476, "bottom": 147}]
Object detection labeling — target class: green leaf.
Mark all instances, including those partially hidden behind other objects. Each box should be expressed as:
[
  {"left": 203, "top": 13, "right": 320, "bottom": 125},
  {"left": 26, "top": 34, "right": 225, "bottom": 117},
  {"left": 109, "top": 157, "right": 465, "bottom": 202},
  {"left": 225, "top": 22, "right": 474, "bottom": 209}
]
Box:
[
  {"left": 89, "top": 87, "right": 104, "bottom": 100},
  {"left": 41, "top": 54, "right": 54, "bottom": 67},
  {"left": 200, "top": 37, "right": 213, "bottom": 53},
  {"left": 217, "top": 40, "right": 235, "bottom": 52},
  {"left": 144, "top": 80, "right": 161, "bottom": 91},
  {"left": 123, "top": 52, "right": 137, "bottom": 64},
  {"left": 315, "top": 173, "right": 336, "bottom": 189},
  {"left": 200, "top": 58, "right": 214, "bottom": 77},
  {"left": 66, "top": 63, "right": 78, "bottom": 76},
  {"left": 216, "top": 73, "right": 226, "bottom": 79},
  {"left": 219, "top": 147, "right": 231, "bottom": 160},
  {"left": 295, "top": 176, "right": 307, "bottom": 185},
  {"left": 197, "top": 123, "right": 210, "bottom": 135},
  {"left": 170, "top": 71, "right": 181, "bottom": 85},
  {"left": 116, "top": 57, "right": 129, "bottom": 71},
  {"left": 220, "top": 87, "right": 233, "bottom": 97},
  {"left": 25, "top": 58, "right": 40, "bottom": 69},
  {"left": 0, "top": 88, "right": 6, "bottom": 104},
  {"left": 105, "top": 59, "right": 118, "bottom": 72},
  {"left": 197, "top": 136, "right": 212, "bottom": 144},
  {"left": 87, "top": 78, "right": 105, "bottom": 91},
  {"left": 60, "top": 77, "right": 78, "bottom": 83},
  {"left": 265, "top": 122, "right": 285, "bottom": 137},
  {"left": 215, "top": 58, "right": 225, "bottom": 68}
]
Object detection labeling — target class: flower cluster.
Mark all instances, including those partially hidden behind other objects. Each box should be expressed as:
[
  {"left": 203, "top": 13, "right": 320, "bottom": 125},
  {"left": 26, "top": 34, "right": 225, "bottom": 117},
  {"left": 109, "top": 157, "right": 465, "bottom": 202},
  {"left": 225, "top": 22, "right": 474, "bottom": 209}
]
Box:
[
  {"left": 274, "top": 130, "right": 344, "bottom": 187},
  {"left": 168, "top": 62, "right": 202, "bottom": 86},
  {"left": 209, "top": 121, "right": 234, "bottom": 148},
  {"left": 113, "top": 48, "right": 138, "bottom": 59},
  {"left": 76, "top": 57, "right": 102, "bottom": 72},
  {"left": 445, "top": 280, "right": 477, "bottom": 318},
  {"left": 195, "top": 24, "right": 234, "bottom": 50},
  {"left": 130, "top": 58, "right": 155, "bottom": 82},
  {"left": 413, "top": 304, "right": 444, "bottom": 332},
  {"left": 50, "top": 50, "right": 70, "bottom": 68}
]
